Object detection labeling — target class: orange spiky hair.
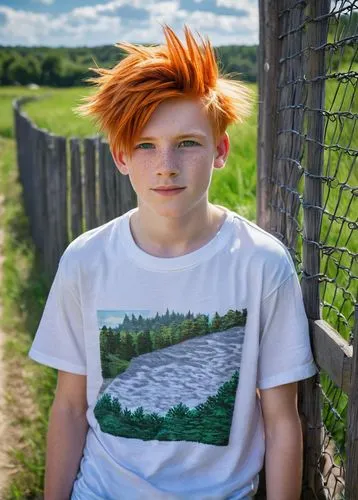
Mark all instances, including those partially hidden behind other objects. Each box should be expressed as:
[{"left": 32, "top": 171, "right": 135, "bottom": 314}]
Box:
[{"left": 76, "top": 24, "right": 253, "bottom": 158}]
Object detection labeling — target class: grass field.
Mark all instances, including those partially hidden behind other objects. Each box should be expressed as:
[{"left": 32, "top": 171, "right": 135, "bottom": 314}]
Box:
[
  {"left": 0, "top": 74, "right": 356, "bottom": 497},
  {"left": 0, "top": 140, "right": 54, "bottom": 498}
]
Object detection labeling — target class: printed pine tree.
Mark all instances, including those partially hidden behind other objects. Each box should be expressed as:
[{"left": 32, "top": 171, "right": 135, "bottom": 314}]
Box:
[
  {"left": 118, "top": 331, "right": 136, "bottom": 361},
  {"left": 136, "top": 330, "right": 152, "bottom": 355}
]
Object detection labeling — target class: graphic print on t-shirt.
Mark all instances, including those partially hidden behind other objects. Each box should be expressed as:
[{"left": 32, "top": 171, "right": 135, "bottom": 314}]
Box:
[{"left": 94, "top": 308, "right": 247, "bottom": 446}]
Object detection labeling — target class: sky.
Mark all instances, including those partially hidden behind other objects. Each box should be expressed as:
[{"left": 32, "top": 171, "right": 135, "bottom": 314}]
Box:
[
  {"left": 0, "top": 0, "right": 259, "bottom": 47},
  {"left": 97, "top": 310, "right": 151, "bottom": 329}
]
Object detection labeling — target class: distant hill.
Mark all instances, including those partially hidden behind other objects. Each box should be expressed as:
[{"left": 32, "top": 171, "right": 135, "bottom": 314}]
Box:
[{"left": 0, "top": 44, "right": 258, "bottom": 87}]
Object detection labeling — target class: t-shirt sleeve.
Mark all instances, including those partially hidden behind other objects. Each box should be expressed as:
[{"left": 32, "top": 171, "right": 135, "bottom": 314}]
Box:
[
  {"left": 28, "top": 250, "right": 87, "bottom": 375},
  {"left": 257, "top": 270, "right": 318, "bottom": 390}
]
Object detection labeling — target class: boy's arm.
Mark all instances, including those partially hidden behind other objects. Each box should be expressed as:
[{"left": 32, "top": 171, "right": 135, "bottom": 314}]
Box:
[
  {"left": 44, "top": 370, "right": 89, "bottom": 500},
  {"left": 259, "top": 382, "right": 303, "bottom": 500}
]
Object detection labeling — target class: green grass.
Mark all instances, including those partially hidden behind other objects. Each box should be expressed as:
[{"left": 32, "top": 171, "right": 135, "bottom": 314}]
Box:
[
  {"left": 211, "top": 111, "right": 257, "bottom": 221},
  {"left": 0, "top": 88, "right": 58, "bottom": 499},
  {"left": 23, "top": 86, "right": 98, "bottom": 138},
  {"left": 0, "top": 134, "right": 56, "bottom": 499},
  {"left": 0, "top": 86, "right": 51, "bottom": 139}
]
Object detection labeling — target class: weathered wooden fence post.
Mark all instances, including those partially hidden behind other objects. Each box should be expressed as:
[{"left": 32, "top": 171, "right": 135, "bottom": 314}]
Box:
[
  {"left": 84, "top": 137, "right": 98, "bottom": 230},
  {"left": 103, "top": 142, "right": 117, "bottom": 222},
  {"left": 300, "top": 1, "right": 330, "bottom": 498},
  {"left": 98, "top": 140, "right": 122, "bottom": 223},
  {"left": 37, "top": 129, "right": 48, "bottom": 261},
  {"left": 274, "top": 0, "right": 306, "bottom": 257},
  {"left": 117, "top": 173, "right": 137, "bottom": 217},
  {"left": 30, "top": 126, "right": 42, "bottom": 252},
  {"left": 45, "top": 133, "right": 59, "bottom": 277},
  {"left": 52, "top": 135, "right": 68, "bottom": 263},
  {"left": 70, "top": 138, "right": 83, "bottom": 240},
  {"left": 257, "top": 0, "right": 279, "bottom": 233}
]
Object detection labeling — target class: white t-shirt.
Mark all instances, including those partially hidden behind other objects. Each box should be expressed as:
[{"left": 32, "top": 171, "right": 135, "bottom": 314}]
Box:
[{"left": 29, "top": 206, "right": 318, "bottom": 500}]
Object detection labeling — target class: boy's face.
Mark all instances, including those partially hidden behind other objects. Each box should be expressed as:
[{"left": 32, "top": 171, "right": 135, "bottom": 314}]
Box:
[{"left": 112, "top": 97, "right": 229, "bottom": 220}]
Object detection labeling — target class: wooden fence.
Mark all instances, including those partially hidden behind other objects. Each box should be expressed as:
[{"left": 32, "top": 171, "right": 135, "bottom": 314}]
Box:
[{"left": 14, "top": 98, "right": 137, "bottom": 279}]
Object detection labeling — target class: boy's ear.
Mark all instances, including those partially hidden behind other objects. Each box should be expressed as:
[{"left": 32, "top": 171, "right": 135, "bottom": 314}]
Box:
[
  {"left": 214, "top": 132, "right": 230, "bottom": 169},
  {"left": 111, "top": 148, "right": 129, "bottom": 176}
]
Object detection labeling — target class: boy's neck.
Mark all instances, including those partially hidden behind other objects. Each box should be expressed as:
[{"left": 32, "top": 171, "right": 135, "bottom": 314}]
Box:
[{"left": 129, "top": 203, "right": 228, "bottom": 258}]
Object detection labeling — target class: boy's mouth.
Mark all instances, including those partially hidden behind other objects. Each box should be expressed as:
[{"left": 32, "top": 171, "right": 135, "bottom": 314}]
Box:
[
  {"left": 152, "top": 186, "right": 186, "bottom": 191},
  {"left": 152, "top": 186, "right": 186, "bottom": 195}
]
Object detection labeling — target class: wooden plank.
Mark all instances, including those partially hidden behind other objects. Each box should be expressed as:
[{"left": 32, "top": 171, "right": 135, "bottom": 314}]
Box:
[
  {"left": 299, "top": 2, "right": 331, "bottom": 499},
  {"left": 13, "top": 106, "right": 22, "bottom": 185},
  {"left": 70, "top": 138, "right": 83, "bottom": 240},
  {"left": 256, "top": 0, "right": 279, "bottom": 232},
  {"left": 49, "top": 133, "right": 61, "bottom": 275},
  {"left": 346, "top": 304, "right": 358, "bottom": 499},
  {"left": 27, "top": 121, "right": 37, "bottom": 236},
  {"left": 114, "top": 166, "right": 122, "bottom": 218},
  {"left": 29, "top": 125, "right": 42, "bottom": 250},
  {"left": 311, "top": 319, "right": 352, "bottom": 394},
  {"left": 21, "top": 117, "right": 33, "bottom": 219},
  {"left": 22, "top": 118, "right": 31, "bottom": 216},
  {"left": 274, "top": 0, "right": 305, "bottom": 255},
  {"left": 13, "top": 99, "right": 29, "bottom": 193},
  {"left": 98, "top": 140, "right": 107, "bottom": 225},
  {"left": 118, "top": 174, "right": 137, "bottom": 216},
  {"left": 14, "top": 111, "right": 25, "bottom": 193},
  {"left": 13, "top": 102, "right": 39, "bottom": 250},
  {"left": 84, "top": 138, "right": 97, "bottom": 230},
  {"left": 115, "top": 173, "right": 124, "bottom": 217},
  {"left": 45, "top": 133, "right": 58, "bottom": 278},
  {"left": 37, "top": 129, "right": 48, "bottom": 260},
  {"left": 53, "top": 135, "right": 68, "bottom": 258},
  {"left": 103, "top": 142, "right": 116, "bottom": 222}
]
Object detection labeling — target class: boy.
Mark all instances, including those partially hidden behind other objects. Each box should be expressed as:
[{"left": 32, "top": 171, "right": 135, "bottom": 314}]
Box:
[{"left": 29, "top": 25, "right": 318, "bottom": 500}]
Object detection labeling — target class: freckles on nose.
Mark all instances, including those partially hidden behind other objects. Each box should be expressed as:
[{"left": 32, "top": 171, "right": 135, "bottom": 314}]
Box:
[{"left": 156, "top": 151, "right": 177, "bottom": 170}]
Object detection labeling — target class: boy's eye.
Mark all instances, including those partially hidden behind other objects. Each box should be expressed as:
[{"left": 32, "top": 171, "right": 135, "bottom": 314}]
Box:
[
  {"left": 135, "top": 140, "right": 199, "bottom": 150},
  {"left": 179, "top": 140, "right": 199, "bottom": 147},
  {"left": 135, "top": 143, "right": 154, "bottom": 149}
]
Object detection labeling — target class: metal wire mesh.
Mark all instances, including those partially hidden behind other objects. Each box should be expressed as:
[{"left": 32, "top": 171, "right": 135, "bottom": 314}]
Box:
[{"left": 267, "top": 1, "right": 357, "bottom": 498}]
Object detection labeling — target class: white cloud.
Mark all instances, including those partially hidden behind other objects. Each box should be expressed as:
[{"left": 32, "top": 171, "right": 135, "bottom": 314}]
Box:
[
  {"left": 71, "top": 0, "right": 157, "bottom": 17},
  {"left": 0, "top": 0, "right": 258, "bottom": 47},
  {"left": 33, "top": 0, "right": 55, "bottom": 5},
  {"left": 217, "top": 0, "right": 246, "bottom": 8},
  {"left": 100, "top": 315, "right": 123, "bottom": 328}
]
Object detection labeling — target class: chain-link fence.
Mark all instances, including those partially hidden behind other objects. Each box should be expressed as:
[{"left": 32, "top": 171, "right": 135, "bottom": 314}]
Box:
[{"left": 257, "top": 0, "right": 357, "bottom": 498}]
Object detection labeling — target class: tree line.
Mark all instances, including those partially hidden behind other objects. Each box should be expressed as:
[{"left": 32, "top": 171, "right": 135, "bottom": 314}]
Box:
[
  {"left": 0, "top": 44, "right": 258, "bottom": 87},
  {"left": 100, "top": 308, "right": 247, "bottom": 378},
  {"left": 94, "top": 370, "right": 239, "bottom": 445}
]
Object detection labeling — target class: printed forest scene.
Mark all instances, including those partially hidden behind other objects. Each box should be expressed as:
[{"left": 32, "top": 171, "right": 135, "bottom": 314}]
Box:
[{"left": 95, "top": 308, "right": 247, "bottom": 445}]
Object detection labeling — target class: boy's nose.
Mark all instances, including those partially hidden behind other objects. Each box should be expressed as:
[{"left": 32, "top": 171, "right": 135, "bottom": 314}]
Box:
[{"left": 155, "top": 151, "right": 179, "bottom": 176}]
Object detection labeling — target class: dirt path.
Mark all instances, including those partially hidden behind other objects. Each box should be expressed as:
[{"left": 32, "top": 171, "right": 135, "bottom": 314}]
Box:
[{"left": 0, "top": 193, "right": 10, "bottom": 496}]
